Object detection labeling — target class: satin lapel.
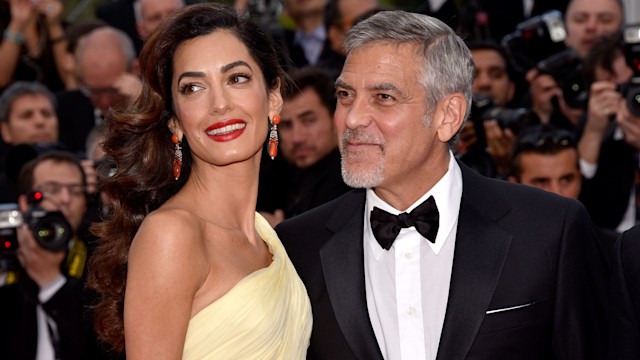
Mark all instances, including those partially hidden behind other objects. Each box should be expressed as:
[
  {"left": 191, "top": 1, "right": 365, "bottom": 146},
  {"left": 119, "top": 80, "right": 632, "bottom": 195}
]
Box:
[
  {"left": 320, "top": 190, "right": 384, "bottom": 360},
  {"left": 437, "top": 164, "right": 513, "bottom": 360}
]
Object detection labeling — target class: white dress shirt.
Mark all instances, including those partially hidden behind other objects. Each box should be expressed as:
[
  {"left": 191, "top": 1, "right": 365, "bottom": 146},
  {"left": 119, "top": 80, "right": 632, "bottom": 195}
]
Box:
[
  {"left": 365, "top": 153, "right": 463, "bottom": 360},
  {"left": 36, "top": 275, "right": 66, "bottom": 360},
  {"left": 293, "top": 25, "right": 326, "bottom": 66}
]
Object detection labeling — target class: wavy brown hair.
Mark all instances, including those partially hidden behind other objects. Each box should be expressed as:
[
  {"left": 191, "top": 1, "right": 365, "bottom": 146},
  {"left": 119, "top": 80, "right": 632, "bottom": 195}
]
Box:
[{"left": 86, "top": 3, "right": 286, "bottom": 352}]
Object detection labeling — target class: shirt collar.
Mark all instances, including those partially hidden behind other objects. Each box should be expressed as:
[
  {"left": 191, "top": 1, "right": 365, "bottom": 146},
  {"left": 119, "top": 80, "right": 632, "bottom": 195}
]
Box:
[
  {"left": 365, "top": 151, "right": 463, "bottom": 257},
  {"left": 293, "top": 25, "right": 326, "bottom": 45}
]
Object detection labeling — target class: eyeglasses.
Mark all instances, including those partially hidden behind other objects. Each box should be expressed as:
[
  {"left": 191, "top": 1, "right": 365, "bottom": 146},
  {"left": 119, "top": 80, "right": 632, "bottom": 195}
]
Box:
[
  {"left": 514, "top": 126, "right": 577, "bottom": 154},
  {"left": 79, "top": 85, "right": 120, "bottom": 98},
  {"left": 33, "top": 182, "right": 87, "bottom": 198}
]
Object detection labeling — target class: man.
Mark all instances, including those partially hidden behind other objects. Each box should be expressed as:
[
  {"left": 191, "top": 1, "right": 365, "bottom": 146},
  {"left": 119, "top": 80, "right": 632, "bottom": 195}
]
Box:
[
  {"left": 134, "top": 0, "right": 185, "bottom": 41},
  {"left": 0, "top": 151, "right": 99, "bottom": 360},
  {"left": 0, "top": 81, "right": 60, "bottom": 203},
  {"left": 563, "top": 0, "right": 623, "bottom": 60},
  {"left": 56, "top": 26, "right": 139, "bottom": 154},
  {"left": 457, "top": 40, "right": 520, "bottom": 177},
  {"left": 525, "top": 0, "right": 623, "bottom": 126},
  {"left": 609, "top": 224, "right": 640, "bottom": 359},
  {"left": 277, "top": 10, "right": 607, "bottom": 359},
  {"left": 577, "top": 32, "right": 638, "bottom": 233},
  {"left": 510, "top": 125, "right": 582, "bottom": 199},
  {"left": 280, "top": 0, "right": 342, "bottom": 74},
  {"left": 325, "top": 0, "right": 378, "bottom": 58},
  {"left": 509, "top": 124, "right": 618, "bottom": 259},
  {"left": 271, "top": 67, "right": 350, "bottom": 221}
]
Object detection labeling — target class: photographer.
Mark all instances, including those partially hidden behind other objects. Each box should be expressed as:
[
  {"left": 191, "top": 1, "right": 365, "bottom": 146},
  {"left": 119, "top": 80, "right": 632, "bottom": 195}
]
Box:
[
  {"left": 458, "top": 40, "right": 538, "bottom": 178},
  {"left": 0, "top": 151, "right": 99, "bottom": 360},
  {"left": 578, "top": 31, "right": 639, "bottom": 232},
  {"left": 525, "top": 0, "right": 623, "bottom": 127}
]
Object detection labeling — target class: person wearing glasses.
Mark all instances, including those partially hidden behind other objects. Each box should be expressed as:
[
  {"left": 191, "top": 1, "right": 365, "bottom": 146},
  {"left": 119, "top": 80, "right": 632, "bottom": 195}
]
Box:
[
  {"left": 0, "top": 150, "right": 103, "bottom": 360},
  {"left": 0, "top": 81, "right": 61, "bottom": 204},
  {"left": 55, "top": 26, "right": 141, "bottom": 155}
]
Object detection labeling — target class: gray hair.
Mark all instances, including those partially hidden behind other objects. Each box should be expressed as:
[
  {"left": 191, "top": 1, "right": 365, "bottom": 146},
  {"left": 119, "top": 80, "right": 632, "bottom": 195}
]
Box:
[
  {"left": 0, "top": 81, "right": 57, "bottom": 123},
  {"left": 344, "top": 10, "right": 474, "bottom": 121}
]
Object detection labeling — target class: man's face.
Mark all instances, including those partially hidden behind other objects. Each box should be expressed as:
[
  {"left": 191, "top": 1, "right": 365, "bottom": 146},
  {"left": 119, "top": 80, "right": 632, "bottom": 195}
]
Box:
[
  {"left": 138, "top": 0, "right": 183, "bottom": 40},
  {"left": 334, "top": 43, "right": 444, "bottom": 191},
  {"left": 31, "top": 160, "right": 87, "bottom": 232},
  {"left": 1, "top": 94, "right": 58, "bottom": 145},
  {"left": 279, "top": 87, "right": 337, "bottom": 168},
  {"left": 564, "top": 0, "right": 622, "bottom": 59},
  {"left": 518, "top": 148, "right": 582, "bottom": 199},
  {"left": 79, "top": 49, "right": 128, "bottom": 114},
  {"left": 471, "top": 48, "right": 514, "bottom": 107}
]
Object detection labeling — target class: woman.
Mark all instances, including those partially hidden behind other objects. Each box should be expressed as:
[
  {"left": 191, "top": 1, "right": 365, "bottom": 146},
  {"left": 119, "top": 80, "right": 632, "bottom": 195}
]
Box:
[
  {"left": 87, "top": 3, "right": 312, "bottom": 359},
  {"left": 0, "top": 0, "right": 67, "bottom": 92}
]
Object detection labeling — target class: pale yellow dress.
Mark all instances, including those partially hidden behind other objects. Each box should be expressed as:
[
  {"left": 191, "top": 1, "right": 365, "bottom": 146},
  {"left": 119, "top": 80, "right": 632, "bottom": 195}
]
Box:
[{"left": 182, "top": 213, "right": 312, "bottom": 360}]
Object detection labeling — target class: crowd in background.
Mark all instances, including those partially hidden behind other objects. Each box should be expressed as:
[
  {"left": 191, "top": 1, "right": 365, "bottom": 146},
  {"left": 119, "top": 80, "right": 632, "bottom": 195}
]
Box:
[{"left": 0, "top": 0, "right": 638, "bottom": 358}]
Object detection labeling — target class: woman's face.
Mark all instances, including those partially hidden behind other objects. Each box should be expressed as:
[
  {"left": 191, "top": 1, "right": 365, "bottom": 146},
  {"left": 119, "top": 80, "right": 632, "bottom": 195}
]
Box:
[{"left": 169, "top": 30, "right": 282, "bottom": 168}]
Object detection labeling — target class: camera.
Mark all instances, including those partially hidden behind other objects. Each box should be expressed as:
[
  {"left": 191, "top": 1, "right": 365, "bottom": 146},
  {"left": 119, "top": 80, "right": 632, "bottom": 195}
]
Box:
[
  {"left": 536, "top": 48, "right": 588, "bottom": 109},
  {"left": 502, "top": 10, "right": 568, "bottom": 73},
  {"left": 621, "top": 24, "right": 640, "bottom": 116},
  {"left": 471, "top": 94, "right": 540, "bottom": 135},
  {"left": 0, "top": 194, "right": 72, "bottom": 254}
]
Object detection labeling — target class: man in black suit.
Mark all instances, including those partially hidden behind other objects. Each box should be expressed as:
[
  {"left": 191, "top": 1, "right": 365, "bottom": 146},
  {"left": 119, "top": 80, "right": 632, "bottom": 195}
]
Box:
[
  {"left": 609, "top": 224, "right": 640, "bottom": 359},
  {"left": 276, "top": 10, "right": 607, "bottom": 359}
]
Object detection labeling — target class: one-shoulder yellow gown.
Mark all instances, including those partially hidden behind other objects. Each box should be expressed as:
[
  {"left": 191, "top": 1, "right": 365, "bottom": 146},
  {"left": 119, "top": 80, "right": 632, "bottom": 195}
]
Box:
[{"left": 182, "top": 213, "right": 312, "bottom": 359}]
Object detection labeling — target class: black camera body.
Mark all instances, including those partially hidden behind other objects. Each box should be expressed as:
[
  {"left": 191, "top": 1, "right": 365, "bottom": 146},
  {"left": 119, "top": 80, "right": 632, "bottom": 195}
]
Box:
[
  {"left": 0, "top": 199, "right": 72, "bottom": 254},
  {"left": 536, "top": 48, "right": 588, "bottom": 109},
  {"left": 621, "top": 24, "right": 640, "bottom": 116},
  {"left": 471, "top": 94, "right": 540, "bottom": 136},
  {"left": 502, "top": 10, "right": 568, "bottom": 73}
]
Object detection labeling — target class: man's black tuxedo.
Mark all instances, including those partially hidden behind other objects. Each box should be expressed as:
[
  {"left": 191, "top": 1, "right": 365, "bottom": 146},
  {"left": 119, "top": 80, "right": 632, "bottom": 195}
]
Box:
[
  {"left": 609, "top": 224, "right": 640, "bottom": 359},
  {"left": 277, "top": 162, "right": 608, "bottom": 359}
]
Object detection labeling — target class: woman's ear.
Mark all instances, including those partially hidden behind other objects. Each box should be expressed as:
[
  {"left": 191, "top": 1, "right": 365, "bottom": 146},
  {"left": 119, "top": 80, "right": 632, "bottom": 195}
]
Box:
[
  {"left": 268, "top": 80, "right": 284, "bottom": 118},
  {"left": 434, "top": 93, "right": 467, "bottom": 143},
  {"left": 167, "top": 117, "right": 183, "bottom": 139}
]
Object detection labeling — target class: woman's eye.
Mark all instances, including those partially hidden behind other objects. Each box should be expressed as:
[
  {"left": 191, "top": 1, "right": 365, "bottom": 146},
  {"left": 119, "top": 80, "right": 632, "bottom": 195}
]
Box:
[
  {"left": 231, "top": 73, "right": 251, "bottom": 84},
  {"left": 179, "top": 83, "right": 202, "bottom": 95}
]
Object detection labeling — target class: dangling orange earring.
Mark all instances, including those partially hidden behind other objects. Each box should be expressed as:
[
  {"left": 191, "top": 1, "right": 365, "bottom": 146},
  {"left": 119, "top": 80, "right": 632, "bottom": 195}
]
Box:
[
  {"left": 268, "top": 114, "right": 280, "bottom": 160},
  {"left": 172, "top": 133, "right": 182, "bottom": 180}
]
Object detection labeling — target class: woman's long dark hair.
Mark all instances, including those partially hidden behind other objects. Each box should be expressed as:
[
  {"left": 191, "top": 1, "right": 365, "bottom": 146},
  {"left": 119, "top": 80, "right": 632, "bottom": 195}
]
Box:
[{"left": 86, "top": 3, "right": 285, "bottom": 352}]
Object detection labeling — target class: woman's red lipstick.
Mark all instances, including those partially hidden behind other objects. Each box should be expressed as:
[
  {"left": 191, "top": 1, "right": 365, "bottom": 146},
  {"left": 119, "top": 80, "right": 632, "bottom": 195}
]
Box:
[{"left": 206, "top": 119, "right": 246, "bottom": 142}]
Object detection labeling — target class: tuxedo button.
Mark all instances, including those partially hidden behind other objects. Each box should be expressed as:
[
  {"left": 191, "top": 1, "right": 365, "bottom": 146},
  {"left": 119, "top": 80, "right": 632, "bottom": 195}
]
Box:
[
  {"left": 407, "top": 306, "right": 416, "bottom": 316},
  {"left": 404, "top": 251, "right": 414, "bottom": 260}
]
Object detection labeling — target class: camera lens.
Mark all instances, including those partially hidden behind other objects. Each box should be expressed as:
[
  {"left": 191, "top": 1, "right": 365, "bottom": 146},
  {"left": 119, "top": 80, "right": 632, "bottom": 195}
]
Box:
[
  {"left": 25, "top": 208, "right": 72, "bottom": 252},
  {"left": 627, "top": 86, "right": 640, "bottom": 117}
]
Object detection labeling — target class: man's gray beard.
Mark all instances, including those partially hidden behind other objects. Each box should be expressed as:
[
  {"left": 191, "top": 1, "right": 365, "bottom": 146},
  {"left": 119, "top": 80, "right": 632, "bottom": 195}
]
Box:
[{"left": 340, "top": 154, "right": 384, "bottom": 188}]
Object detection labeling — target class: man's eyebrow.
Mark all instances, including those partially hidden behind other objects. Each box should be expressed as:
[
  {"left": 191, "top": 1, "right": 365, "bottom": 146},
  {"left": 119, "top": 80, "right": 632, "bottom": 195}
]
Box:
[
  {"left": 335, "top": 79, "right": 353, "bottom": 90},
  {"left": 368, "top": 82, "right": 401, "bottom": 93}
]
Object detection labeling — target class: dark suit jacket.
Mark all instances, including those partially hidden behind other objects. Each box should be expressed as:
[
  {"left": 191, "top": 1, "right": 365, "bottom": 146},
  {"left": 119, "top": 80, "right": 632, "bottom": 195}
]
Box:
[
  {"left": 609, "top": 224, "right": 640, "bottom": 359},
  {"left": 277, "top": 162, "right": 608, "bottom": 359},
  {"left": 0, "top": 276, "right": 96, "bottom": 360},
  {"left": 55, "top": 90, "right": 97, "bottom": 156}
]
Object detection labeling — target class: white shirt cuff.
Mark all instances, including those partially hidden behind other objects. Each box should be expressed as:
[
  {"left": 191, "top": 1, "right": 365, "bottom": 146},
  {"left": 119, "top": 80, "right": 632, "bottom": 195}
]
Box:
[{"left": 579, "top": 158, "right": 598, "bottom": 179}]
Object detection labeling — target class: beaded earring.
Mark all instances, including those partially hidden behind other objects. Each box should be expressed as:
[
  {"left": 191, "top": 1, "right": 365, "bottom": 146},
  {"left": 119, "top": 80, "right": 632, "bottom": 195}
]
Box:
[
  {"left": 268, "top": 114, "right": 281, "bottom": 160},
  {"left": 172, "top": 133, "right": 182, "bottom": 180}
]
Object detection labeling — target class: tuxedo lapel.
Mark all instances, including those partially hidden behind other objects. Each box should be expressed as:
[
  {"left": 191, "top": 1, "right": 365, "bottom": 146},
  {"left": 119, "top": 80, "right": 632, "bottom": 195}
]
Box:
[
  {"left": 320, "top": 190, "right": 384, "bottom": 360},
  {"left": 437, "top": 165, "right": 513, "bottom": 360}
]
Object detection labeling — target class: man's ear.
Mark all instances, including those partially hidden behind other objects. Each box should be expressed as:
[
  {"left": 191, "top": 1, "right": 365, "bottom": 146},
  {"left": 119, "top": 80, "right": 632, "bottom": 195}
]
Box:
[
  {"left": 0, "top": 123, "right": 12, "bottom": 144},
  {"left": 434, "top": 93, "right": 467, "bottom": 143}
]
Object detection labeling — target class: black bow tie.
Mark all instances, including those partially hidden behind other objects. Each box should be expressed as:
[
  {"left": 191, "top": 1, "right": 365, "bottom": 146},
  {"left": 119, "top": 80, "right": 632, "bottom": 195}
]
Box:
[{"left": 370, "top": 196, "right": 439, "bottom": 250}]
